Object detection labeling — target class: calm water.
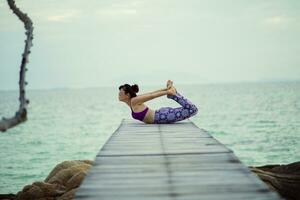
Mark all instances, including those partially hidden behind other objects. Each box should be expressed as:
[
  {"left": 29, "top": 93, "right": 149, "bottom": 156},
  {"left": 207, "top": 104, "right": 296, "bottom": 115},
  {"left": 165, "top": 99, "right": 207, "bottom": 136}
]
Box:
[{"left": 0, "top": 82, "right": 299, "bottom": 193}]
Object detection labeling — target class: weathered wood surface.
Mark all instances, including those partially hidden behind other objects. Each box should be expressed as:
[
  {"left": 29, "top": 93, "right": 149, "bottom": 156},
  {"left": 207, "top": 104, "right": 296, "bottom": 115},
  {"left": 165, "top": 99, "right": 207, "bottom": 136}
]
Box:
[{"left": 73, "top": 119, "right": 284, "bottom": 200}]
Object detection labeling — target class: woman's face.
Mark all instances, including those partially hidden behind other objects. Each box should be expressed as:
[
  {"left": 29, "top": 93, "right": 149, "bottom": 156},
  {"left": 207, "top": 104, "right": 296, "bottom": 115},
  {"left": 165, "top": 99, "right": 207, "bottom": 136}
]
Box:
[{"left": 118, "top": 88, "right": 130, "bottom": 101}]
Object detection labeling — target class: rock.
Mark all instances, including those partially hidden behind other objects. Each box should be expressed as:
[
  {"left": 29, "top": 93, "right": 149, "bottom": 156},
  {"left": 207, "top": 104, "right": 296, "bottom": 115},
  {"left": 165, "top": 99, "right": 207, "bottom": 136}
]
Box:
[
  {"left": 0, "top": 193, "right": 16, "bottom": 200},
  {"left": 16, "top": 181, "right": 65, "bottom": 200},
  {"left": 249, "top": 161, "right": 300, "bottom": 200},
  {"left": 46, "top": 161, "right": 92, "bottom": 188},
  {"left": 65, "top": 171, "right": 87, "bottom": 191},
  {"left": 44, "top": 160, "right": 93, "bottom": 183},
  {"left": 56, "top": 188, "right": 79, "bottom": 200},
  {"left": 9, "top": 159, "right": 94, "bottom": 200}
]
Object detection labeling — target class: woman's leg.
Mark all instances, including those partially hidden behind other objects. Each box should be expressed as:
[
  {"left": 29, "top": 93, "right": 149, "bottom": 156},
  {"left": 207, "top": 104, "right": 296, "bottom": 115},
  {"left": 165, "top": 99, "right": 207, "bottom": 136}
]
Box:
[
  {"left": 153, "top": 92, "right": 198, "bottom": 124},
  {"left": 167, "top": 91, "right": 197, "bottom": 110}
]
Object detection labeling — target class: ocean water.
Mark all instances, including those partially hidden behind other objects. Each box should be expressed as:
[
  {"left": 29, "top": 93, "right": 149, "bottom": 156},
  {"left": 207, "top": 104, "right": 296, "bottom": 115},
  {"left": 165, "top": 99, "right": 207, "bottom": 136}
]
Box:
[{"left": 0, "top": 82, "right": 299, "bottom": 194}]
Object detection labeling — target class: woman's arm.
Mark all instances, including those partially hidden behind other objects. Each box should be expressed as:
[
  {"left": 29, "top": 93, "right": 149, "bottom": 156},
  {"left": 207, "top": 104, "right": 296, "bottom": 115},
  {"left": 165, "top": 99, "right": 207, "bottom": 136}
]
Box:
[
  {"left": 132, "top": 89, "right": 168, "bottom": 105},
  {"left": 150, "top": 87, "right": 168, "bottom": 94}
]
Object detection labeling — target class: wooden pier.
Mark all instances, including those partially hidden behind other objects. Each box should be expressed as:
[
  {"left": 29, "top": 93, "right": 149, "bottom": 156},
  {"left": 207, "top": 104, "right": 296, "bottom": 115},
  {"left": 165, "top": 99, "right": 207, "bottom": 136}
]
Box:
[{"left": 73, "top": 118, "right": 284, "bottom": 200}]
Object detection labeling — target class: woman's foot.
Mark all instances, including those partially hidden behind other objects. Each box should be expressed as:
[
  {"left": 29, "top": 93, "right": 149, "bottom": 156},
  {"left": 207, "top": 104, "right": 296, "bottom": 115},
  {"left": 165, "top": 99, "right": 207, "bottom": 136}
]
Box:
[
  {"left": 167, "top": 86, "right": 177, "bottom": 97},
  {"left": 166, "top": 80, "right": 173, "bottom": 89}
]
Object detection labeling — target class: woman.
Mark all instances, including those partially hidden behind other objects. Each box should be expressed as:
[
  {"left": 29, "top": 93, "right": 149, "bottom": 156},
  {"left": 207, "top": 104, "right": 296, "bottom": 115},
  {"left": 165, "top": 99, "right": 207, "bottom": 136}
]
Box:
[{"left": 118, "top": 80, "right": 198, "bottom": 124}]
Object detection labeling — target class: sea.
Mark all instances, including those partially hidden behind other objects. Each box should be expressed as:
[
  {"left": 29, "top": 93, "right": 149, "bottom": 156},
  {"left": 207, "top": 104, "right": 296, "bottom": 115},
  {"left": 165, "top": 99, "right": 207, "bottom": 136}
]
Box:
[{"left": 0, "top": 82, "right": 299, "bottom": 194}]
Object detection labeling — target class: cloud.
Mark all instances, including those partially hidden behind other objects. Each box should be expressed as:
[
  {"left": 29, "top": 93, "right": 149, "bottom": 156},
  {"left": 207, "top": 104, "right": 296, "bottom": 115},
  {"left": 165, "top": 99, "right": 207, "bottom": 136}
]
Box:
[
  {"left": 263, "top": 15, "right": 300, "bottom": 28},
  {"left": 96, "top": 8, "right": 137, "bottom": 16},
  {"left": 95, "top": 0, "right": 145, "bottom": 18},
  {"left": 46, "top": 10, "right": 81, "bottom": 22},
  {"left": 29, "top": 9, "right": 81, "bottom": 23},
  {"left": 265, "top": 15, "right": 286, "bottom": 25}
]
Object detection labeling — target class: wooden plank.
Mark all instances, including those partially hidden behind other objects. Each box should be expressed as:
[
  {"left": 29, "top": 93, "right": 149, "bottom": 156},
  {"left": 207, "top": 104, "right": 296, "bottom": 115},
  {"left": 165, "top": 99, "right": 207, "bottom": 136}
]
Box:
[{"left": 73, "top": 118, "right": 284, "bottom": 200}]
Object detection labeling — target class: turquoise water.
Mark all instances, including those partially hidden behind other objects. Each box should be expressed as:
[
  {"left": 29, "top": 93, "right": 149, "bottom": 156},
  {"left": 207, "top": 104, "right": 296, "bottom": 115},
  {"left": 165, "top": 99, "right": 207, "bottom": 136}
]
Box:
[{"left": 0, "top": 82, "right": 299, "bottom": 193}]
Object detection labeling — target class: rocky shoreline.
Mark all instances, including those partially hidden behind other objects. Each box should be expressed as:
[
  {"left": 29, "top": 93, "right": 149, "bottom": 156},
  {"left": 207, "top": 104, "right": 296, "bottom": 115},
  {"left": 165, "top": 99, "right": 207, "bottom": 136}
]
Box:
[
  {"left": 0, "top": 160, "right": 94, "bottom": 200},
  {"left": 0, "top": 160, "right": 299, "bottom": 200},
  {"left": 249, "top": 161, "right": 300, "bottom": 200}
]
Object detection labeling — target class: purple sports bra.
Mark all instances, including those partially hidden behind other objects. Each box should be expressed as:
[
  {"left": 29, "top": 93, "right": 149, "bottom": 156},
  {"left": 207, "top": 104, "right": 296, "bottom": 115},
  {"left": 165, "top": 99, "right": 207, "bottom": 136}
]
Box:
[{"left": 130, "top": 101, "right": 149, "bottom": 121}]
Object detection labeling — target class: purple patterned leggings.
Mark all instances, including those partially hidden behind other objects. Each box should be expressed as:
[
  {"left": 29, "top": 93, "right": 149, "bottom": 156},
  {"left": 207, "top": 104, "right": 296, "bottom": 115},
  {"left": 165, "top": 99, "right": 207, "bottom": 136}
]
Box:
[{"left": 153, "top": 91, "right": 198, "bottom": 124}]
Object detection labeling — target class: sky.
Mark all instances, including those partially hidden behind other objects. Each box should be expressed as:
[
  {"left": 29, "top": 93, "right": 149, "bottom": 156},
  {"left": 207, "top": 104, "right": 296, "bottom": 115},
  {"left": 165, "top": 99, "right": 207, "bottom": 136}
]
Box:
[{"left": 0, "top": 0, "right": 299, "bottom": 90}]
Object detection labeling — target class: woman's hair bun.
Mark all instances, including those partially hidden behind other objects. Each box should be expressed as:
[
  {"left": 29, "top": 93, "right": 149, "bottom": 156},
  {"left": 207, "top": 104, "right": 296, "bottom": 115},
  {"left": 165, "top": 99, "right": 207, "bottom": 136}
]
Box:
[{"left": 131, "top": 84, "right": 139, "bottom": 93}]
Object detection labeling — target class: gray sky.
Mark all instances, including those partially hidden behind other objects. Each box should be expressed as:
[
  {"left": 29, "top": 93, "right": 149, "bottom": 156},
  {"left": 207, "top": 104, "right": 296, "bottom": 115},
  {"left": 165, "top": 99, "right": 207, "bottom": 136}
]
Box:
[{"left": 0, "top": 0, "right": 299, "bottom": 90}]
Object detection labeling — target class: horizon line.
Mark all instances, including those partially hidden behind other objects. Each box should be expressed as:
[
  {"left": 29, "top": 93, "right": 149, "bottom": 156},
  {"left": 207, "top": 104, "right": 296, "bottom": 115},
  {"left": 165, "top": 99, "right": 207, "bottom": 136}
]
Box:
[{"left": 0, "top": 79, "right": 300, "bottom": 92}]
